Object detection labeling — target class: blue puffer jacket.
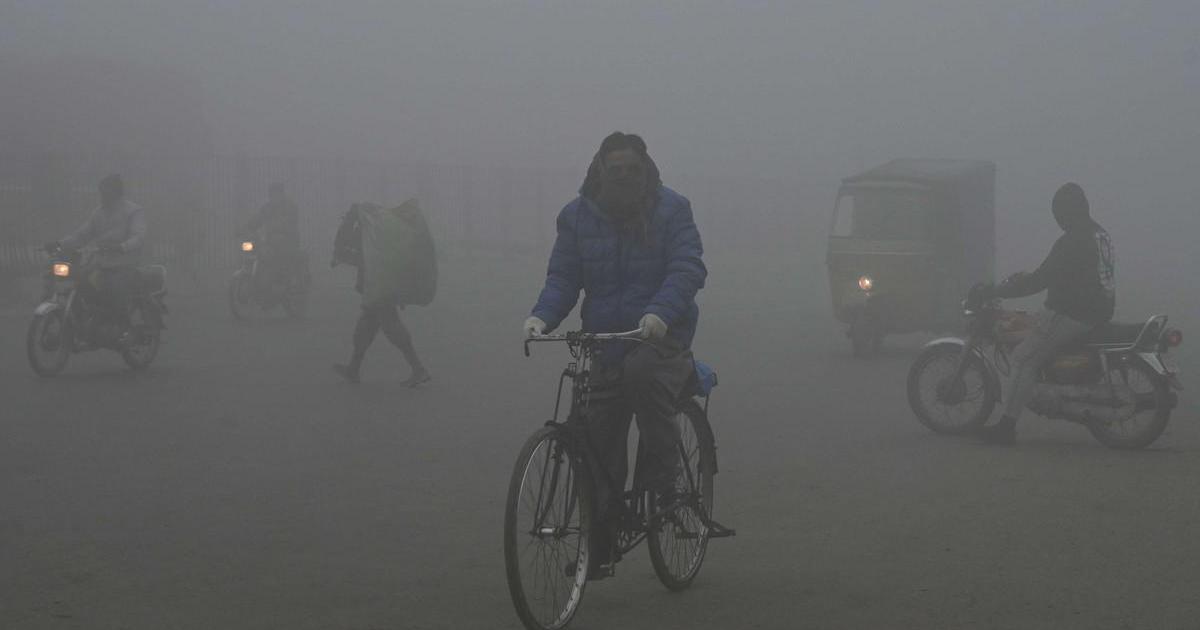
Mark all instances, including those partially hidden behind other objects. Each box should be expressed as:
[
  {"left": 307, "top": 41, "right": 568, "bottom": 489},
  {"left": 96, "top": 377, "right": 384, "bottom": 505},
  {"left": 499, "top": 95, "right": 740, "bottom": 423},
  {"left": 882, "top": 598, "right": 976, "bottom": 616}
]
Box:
[{"left": 531, "top": 186, "right": 707, "bottom": 357}]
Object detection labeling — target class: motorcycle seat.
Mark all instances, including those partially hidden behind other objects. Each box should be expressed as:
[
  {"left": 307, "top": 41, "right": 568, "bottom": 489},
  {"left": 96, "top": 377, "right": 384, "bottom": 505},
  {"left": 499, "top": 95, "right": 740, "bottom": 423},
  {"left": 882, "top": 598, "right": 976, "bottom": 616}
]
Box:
[
  {"left": 998, "top": 315, "right": 1146, "bottom": 349},
  {"left": 1080, "top": 322, "right": 1144, "bottom": 347}
]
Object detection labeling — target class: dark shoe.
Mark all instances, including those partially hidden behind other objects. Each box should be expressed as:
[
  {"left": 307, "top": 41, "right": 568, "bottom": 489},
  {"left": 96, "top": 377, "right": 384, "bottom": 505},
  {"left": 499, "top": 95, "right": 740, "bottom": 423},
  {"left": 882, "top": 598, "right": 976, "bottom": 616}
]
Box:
[
  {"left": 332, "top": 363, "right": 360, "bottom": 383},
  {"left": 978, "top": 418, "right": 1017, "bottom": 445},
  {"left": 564, "top": 559, "right": 614, "bottom": 581},
  {"left": 401, "top": 370, "right": 432, "bottom": 388}
]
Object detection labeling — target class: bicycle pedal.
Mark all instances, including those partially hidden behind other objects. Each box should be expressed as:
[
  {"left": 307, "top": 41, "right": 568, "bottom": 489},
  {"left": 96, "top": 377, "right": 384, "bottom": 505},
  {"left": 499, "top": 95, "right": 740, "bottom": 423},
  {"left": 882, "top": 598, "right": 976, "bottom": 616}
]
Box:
[{"left": 708, "top": 526, "right": 737, "bottom": 539}]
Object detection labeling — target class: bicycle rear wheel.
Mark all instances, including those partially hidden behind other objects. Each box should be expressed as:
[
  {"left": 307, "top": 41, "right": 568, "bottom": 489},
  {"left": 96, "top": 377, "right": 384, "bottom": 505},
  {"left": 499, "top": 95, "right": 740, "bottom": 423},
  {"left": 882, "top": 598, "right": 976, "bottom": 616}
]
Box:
[
  {"left": 647, "top": 399, "right": 715, "bottom": 591},
  {"left": 504, "top": 427, "right": 592, "bottom": 630}
]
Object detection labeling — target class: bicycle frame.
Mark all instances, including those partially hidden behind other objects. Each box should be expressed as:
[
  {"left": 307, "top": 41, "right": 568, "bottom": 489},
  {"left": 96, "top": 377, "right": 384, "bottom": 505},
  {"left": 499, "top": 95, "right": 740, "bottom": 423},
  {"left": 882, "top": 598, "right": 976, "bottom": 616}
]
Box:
[
  {"left": 526, "top": 330, "right": 659, "bottom": 554},
  {"left": 524, "top": 329, "right": 733, "bottom": 561}
]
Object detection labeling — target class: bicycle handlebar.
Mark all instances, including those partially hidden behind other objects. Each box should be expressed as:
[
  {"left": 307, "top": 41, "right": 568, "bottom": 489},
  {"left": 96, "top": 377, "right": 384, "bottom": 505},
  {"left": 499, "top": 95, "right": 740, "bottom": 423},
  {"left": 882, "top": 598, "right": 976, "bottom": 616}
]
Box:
[{"left": 523, "top": 328, "right": 646, "bottom": 357}]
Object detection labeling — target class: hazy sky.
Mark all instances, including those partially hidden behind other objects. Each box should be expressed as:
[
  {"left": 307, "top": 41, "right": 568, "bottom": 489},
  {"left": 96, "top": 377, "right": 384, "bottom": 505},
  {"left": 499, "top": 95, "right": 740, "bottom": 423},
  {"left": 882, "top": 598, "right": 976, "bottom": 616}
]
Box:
[
  {"left": 4, "top": 1, "right": 1196, "bottom": 174},
  {"left": 4, "top": 0, "right": 1199, "bottom": 270}
]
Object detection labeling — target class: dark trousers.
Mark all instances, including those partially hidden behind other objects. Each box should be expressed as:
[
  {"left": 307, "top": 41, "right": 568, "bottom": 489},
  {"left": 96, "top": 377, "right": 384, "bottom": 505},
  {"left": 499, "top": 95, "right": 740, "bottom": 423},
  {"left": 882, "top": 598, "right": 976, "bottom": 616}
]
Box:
[
  {"left": 85, "top": 266, "right": 140, "bottom": 325},
  {"left": 583, "top": 339, "right": 693, "bottom": 563},
  {"left": 255, "top": 246, "right": 300, "bottom": 292},
  {"left": 348, "top": 301, "right": 424, "bottom": 373}
]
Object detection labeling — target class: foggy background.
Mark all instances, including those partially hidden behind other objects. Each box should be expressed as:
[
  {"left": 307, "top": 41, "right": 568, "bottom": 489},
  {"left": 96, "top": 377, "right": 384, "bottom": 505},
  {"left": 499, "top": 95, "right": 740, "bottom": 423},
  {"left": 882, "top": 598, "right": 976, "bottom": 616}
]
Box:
[
  {"left": 3, "top": 3, "right": 1200, "bottom": 629},
  {"left": 4, "top": 1, "right": 1199, "bottom": 279}
]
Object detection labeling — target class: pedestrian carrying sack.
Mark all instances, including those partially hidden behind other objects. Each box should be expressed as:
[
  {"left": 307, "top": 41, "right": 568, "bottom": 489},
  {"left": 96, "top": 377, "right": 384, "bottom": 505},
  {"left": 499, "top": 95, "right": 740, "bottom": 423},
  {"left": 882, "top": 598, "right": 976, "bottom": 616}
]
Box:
[
  {"left": 331, "top": 206, "right": 364, "bottom": 268},
  {"left": 357, "top": 199, "right": 438, "bottom": 308}
]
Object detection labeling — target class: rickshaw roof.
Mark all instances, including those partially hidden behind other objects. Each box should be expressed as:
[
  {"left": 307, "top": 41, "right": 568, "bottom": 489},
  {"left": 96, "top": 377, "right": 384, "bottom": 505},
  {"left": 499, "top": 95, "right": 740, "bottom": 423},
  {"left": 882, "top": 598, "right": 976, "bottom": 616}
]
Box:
[{"left": 843, "top": 159, "right": 995, "bottom": 186}]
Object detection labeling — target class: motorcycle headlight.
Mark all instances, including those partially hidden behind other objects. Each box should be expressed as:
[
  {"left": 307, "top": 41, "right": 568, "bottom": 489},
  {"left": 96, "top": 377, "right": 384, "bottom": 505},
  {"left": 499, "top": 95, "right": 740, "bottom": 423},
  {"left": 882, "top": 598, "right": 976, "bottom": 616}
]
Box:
[
  {"left": 858, "top": 274, "right": 873, "bottom": 292},
  {"left": 52, "top": 262, "right": 71, "bottom": 278},
  {"left": 241, "top": 241, "right": 254, "bottom": 252}
]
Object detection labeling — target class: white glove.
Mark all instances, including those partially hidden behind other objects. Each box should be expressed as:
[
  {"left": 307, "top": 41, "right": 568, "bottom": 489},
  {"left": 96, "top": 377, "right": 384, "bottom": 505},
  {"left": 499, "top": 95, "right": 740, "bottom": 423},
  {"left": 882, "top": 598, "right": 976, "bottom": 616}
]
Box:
[
  {"left": 523, "top": 316, "right": 547, "bottom": 338},
  {"left": 639, "top": 313, "right": 668, "bottom": 340}
]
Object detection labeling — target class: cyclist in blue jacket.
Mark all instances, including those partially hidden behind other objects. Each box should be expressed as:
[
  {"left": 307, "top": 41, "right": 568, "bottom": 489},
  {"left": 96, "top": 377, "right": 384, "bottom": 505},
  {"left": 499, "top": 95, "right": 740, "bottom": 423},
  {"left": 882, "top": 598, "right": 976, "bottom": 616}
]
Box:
[{"left": 524, "top": 132, "right": 707, "bottom": 577}]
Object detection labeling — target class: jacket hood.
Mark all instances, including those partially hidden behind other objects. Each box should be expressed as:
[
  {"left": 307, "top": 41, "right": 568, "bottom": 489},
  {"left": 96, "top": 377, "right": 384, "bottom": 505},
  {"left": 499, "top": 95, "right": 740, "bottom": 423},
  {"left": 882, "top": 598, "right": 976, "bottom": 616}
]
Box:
[{"left": 1052, "top": 182, "right": 1091, "bottom": 231}]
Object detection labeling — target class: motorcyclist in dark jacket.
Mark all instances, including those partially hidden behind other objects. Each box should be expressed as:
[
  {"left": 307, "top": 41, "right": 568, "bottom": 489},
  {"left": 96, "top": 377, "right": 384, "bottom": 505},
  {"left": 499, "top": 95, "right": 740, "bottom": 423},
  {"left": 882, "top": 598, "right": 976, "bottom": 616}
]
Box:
[
  {"left": 52, "top": 174, "right": 146, "bottom": 340},
  {"left": 979, "top": 182, "right": 1115, "bottom": 444},
  {"left": 243, "top": 182, "right": 301, "bottom": 290}
]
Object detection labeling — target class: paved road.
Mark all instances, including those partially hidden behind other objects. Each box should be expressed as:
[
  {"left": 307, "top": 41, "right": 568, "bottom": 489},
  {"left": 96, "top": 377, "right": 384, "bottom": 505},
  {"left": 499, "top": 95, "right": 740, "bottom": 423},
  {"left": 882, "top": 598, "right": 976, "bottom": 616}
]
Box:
[{"left": 2, "top": 253, "right": 1197, "bottom": 630}]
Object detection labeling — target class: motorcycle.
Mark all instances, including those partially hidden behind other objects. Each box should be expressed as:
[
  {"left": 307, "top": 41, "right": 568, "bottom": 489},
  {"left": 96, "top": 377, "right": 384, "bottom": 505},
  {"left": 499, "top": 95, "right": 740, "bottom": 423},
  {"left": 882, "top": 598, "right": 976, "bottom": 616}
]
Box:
[
  {"left": 907, "top": 282, "right": 1183, "bottom": 449},
  {"left": 228, "top": 239, "right": 311, "bottom": 320},
  {"left": 27, "top": 245, "right": 168, "bottom": 376}
]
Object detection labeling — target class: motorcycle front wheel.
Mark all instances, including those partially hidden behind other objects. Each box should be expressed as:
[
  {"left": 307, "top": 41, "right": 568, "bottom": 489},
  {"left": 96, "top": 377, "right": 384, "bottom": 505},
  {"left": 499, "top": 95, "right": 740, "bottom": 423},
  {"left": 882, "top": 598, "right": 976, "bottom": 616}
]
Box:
[
  {"left": 282, "top": 266, "right": 312, "bottom": 319},
  {"left": 228, "top": 271, "right": 254, "bottom": 320},
  {"left": 907, "top": 343, "right": 997, "bottom": 434},
  {"left": 282, "top": 285, "right": 308, "bottom": 319},
  {"left": 27, "top": 310, "right": 72, "bottom": 377}
]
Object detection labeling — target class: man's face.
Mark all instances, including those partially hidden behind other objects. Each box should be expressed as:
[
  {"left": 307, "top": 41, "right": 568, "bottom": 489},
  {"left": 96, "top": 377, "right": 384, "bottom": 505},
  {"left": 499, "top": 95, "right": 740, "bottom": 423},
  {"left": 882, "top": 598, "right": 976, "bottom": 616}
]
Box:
[
  {"left": 602, "top": 149, "right": 645, "bottom": 185},
  {"left": 1052, "top": 206, "right": 1068, "bottom": 231},
  {"left": 599, "top": 148, "right": 648, "bottom": 213},
  {"left": 99, "top": 182, "right": 121, "bottom": 206}
]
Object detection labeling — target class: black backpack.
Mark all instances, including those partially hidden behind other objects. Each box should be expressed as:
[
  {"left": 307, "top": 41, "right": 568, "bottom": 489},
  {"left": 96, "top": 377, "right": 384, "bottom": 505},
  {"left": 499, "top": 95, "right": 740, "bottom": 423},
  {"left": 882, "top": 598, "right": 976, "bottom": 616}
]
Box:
[{"left": 331, "top": 205, "right": 364, "bottom": 268}]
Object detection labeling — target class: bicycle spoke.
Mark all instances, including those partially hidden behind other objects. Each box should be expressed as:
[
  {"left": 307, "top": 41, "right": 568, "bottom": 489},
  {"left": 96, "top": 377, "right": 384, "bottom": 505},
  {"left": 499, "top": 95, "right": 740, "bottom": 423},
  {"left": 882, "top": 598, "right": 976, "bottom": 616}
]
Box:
[
  {"left": 647, "top": 407, "right": 713, "bottom": 589},
  {"left": 508, "top": 431, "right": 588, "bottom": 629}
]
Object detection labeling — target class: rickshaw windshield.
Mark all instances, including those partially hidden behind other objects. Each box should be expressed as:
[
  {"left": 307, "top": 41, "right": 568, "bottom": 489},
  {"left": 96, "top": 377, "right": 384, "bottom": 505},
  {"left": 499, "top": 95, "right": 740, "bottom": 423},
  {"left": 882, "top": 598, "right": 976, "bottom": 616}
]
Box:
[{"left": 832, "top": 187, "right": 934, "bottom": 240}]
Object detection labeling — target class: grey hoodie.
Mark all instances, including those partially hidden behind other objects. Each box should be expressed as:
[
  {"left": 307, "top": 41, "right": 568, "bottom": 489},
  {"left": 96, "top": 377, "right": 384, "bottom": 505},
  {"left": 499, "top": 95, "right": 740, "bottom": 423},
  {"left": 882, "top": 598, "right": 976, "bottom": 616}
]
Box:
[{"left": 61, "top": 199, "right": 146, "bottom": 267}]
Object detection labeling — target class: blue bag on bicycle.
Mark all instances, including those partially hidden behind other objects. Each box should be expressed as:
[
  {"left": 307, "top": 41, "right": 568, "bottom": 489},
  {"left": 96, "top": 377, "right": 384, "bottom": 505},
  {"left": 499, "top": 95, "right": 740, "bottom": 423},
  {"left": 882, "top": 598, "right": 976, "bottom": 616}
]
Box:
[{"left": 693, "top": 360, "right": 718, "bottom": 397}]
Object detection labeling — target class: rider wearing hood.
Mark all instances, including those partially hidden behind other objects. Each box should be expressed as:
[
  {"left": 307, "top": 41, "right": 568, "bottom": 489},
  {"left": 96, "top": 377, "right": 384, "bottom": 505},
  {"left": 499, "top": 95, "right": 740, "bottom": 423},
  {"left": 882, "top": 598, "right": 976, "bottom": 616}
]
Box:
[
  {"left": 994, "top": 182, "right": 1115, "bottom": 324},
  {"left": 59, "top": 174, "right": 146, "bottom": 268},
  {"left": 54, "top": 174, "right": 146, "bottom": 340},
  {"left": 524, "top": 132, "right": 707, "bottom": 577},
  {"left": 980, "top": 183, "right": 1116, "bottom": 444}
]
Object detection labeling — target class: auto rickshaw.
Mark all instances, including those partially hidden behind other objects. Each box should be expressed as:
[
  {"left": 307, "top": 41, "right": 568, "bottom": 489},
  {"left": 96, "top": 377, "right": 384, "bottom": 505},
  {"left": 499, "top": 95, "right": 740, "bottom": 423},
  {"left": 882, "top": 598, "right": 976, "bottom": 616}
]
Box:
[{"left": 826, "top": 159, "right": 995, "bottom": 356}]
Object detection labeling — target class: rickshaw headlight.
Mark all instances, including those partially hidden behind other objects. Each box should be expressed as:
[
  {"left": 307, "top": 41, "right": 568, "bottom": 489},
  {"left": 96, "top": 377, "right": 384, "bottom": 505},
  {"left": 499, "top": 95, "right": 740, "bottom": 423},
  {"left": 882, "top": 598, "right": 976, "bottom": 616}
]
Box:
[
  {"left": 52, "top": 263, "right": 71, "bottom": 278},
  {"left": 857, "top": 275, "right": 873, "bottom": 292},
  {"left": 241, "top": 241, "right": 254, "bottom": 252}
]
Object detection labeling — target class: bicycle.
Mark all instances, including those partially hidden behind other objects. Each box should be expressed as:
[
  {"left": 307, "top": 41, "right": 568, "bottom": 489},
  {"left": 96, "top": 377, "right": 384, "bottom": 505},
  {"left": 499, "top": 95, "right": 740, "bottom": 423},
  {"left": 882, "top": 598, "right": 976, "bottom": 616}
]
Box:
[{"left": 504, "top": 329, "right": 735, "bottom": 630}]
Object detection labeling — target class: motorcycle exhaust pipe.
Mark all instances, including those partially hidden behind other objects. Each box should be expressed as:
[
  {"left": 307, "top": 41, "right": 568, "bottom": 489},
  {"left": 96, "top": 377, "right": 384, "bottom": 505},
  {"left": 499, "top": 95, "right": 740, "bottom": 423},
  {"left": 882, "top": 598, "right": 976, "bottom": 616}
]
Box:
[{"left": 1028, "top": 384, "right": 1138, "bottom": 424}]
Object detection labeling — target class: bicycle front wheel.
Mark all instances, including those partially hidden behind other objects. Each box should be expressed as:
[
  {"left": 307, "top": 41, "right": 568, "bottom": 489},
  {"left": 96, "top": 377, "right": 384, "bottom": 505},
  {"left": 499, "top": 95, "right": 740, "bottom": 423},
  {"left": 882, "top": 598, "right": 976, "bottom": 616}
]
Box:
[
  {"left": 647, "top": 399, "right": 716, "bottom": 591},
  {"left": 504, "top": 427, "right": 593, "bottom": 630}
]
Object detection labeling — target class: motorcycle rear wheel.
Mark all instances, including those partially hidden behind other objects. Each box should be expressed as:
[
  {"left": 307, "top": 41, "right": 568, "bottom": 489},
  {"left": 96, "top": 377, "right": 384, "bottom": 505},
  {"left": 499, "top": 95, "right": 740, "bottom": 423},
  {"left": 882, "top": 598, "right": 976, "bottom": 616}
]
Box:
[
  {"left": 121, "top": 302, "right": 161, "bottom": 371},
  {"left": 1087, "top": 361, "right": 1171, "bottom": 450}
]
